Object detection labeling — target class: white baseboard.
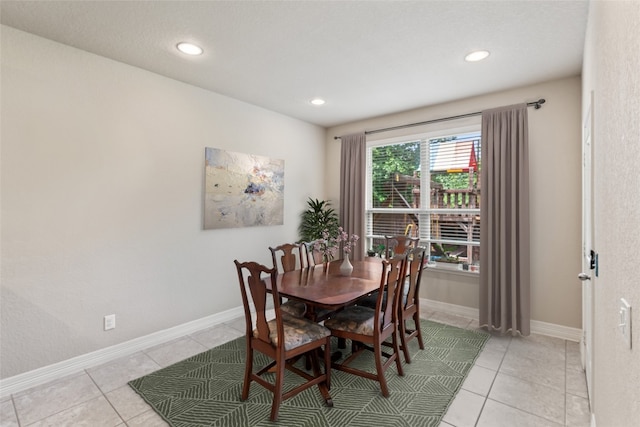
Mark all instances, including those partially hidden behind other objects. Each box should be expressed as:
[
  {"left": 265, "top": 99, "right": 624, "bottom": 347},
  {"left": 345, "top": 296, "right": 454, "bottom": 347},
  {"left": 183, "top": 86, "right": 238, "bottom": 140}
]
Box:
[
  {"left": 422, "top": 298, "right": 582, "bottom": 342},
  {"left": 0, "top": 306, "right": 245, "bottom": 399}
]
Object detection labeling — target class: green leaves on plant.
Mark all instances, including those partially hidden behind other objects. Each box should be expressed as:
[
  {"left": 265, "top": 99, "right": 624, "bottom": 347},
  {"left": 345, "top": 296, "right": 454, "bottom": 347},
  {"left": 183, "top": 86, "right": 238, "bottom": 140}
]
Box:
[{"left": 298, "top": 198, "right": 339, "bottom": 242}]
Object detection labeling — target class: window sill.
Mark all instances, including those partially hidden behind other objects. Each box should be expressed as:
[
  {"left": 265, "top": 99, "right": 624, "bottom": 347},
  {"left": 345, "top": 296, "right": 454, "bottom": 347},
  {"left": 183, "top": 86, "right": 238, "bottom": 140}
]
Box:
[{"left": 425, "top": 263, "right": 480, "bottom": 277}]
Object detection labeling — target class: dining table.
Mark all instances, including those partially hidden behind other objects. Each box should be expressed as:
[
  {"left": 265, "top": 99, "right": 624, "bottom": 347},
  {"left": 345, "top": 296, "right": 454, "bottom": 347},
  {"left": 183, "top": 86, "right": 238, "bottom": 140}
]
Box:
[{"left": 266, "top": 257, "right": 385, "bottom": 321}]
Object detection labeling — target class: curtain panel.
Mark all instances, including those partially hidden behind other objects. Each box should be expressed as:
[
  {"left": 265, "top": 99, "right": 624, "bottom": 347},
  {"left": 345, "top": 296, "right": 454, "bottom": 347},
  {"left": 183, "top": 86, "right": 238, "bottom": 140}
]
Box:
[
  {"left": 339, "top": 132, "right": 366, "bottom": 261},
  {"left": 479, "top": 104, "right": 531, "bottom": 336}
]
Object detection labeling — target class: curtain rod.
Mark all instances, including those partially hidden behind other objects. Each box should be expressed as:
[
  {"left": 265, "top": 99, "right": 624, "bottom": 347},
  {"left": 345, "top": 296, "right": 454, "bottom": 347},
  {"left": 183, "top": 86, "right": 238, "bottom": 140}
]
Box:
[{"left": 333, "top": 98, "right": 545, "bottom": 140}]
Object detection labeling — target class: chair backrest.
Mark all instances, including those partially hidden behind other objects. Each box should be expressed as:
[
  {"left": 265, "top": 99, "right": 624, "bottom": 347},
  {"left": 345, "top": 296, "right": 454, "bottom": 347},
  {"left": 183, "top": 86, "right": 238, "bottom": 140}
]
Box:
[
  {"left": 376, "top": 254, "right": 408, "bottom": 333},
  {"left": 384, "top": 235, "right": 419, "bottom": 258},
  {"left": 401, "top": 246, "right": 427, "bottom": 312},
  {"left": 234, "top": 260, "right": 282, "bottom": 347},
  {"left": 302, "top": 240, "right": 324, "bottom": 267},
  {"left": 269, "top": 243, "right": 306, "bottom": 273}
]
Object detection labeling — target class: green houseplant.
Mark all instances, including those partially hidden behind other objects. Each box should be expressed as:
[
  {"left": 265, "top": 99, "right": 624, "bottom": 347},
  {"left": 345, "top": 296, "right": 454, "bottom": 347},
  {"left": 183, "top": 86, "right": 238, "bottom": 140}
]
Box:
[{"left": 298, "top": 198, "right": 339, "bottom": 243}]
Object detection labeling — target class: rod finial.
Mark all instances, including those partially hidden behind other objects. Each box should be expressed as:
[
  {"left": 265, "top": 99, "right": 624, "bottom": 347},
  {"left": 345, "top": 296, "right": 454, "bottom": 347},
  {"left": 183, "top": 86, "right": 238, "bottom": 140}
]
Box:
[{"left": 535, "top": 98, "right": 546, "bottom": 109}]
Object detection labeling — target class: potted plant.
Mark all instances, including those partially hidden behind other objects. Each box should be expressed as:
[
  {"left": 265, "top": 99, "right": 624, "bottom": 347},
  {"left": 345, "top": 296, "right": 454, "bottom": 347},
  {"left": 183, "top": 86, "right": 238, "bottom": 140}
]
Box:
[{"left": 298, "top": 198, "right": 339, "bottom": 243}]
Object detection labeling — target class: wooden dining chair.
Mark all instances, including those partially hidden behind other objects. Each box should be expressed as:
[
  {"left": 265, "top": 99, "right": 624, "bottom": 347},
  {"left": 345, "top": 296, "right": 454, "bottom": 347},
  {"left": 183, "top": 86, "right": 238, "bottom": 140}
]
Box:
[
  {"left": 324, "top": 255, "right": 408, "bottom": 397},
  {"left": 357, "top": 235, "right": 418, "bottom": 309},
  {"left": 397, "top": 246, "right": 427, "bottom": 363},
  {"left": 302, "top": 240, "right": 324, "bottom": 267},
  {"left": 384, "top": 235, "right": 419, "bottom": 258},
  {"left": 234, "top": 260, "right": 333, "bottom": 421},
  {"left": 269, "top": 243, "right": 308, "bottom": 317}
]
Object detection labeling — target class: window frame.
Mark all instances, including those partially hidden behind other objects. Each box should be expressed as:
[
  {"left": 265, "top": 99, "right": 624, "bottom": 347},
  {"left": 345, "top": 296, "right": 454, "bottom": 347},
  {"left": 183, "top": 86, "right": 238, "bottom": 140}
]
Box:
[{"left": 365, "top": 124, "right": 481, "bottom": 273}]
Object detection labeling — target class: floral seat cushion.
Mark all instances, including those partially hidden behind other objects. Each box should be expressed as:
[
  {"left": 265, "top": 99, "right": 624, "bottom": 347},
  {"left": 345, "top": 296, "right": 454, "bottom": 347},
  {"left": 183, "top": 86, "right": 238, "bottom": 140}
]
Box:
[
  {"left": 324, "top": 306, "right": 376, "bottom": 336},
  {"left": 254, "top": 312, "right": 330, "bottom": 351},
  {"left": 280, "top": 300, "right": 306, "bottom": 317}
]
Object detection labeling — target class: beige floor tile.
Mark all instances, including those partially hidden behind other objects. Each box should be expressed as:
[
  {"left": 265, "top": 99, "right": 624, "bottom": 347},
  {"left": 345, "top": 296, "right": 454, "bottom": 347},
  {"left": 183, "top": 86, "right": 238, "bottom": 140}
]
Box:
[
  {"left": 13, "top": 373, "right": 101, "bottom": 426},
  {"left": 223, "top": 317, "right": 246, "bottom": 333},
  {"left": 566, "top": 341, "right": 584, "bottom": 371},
  {"left": 87, "top": 352, "right": 161, "bottom": 394},
  {"left": 0, "top": 399, "right": 19, "bottom": 427},
  {"left": 489, "top": 372, "right": 566, "bottom": 425},
  {"left": 428, "top": 312, "right": 474, "bottom": 329},
  {"left": 143, "top": 336, "right": 208, "bottom": 367},
  {"left": 483, "top": 333, "right": 512, "bottom": 352},
  {"left": 105, "top": 385, "right": 152, "bottom": 422},
  {"left": 441, "top": 389, "right": 485, "bottom": 427},
  {"left": 190, "top": 324, "right": 244, "bottom": 348},
  {"left": 461, "top": 364, "right": 497, "bottom": 396},
  {"left": 477, "top": 399, "right": 563, "bottom": 427},
  {"left": 26, "top": 395, "right": 122, "bottom": 427},
  {"left": 125, "top": 409, "right": 170, "bottom": 427},
  {"left": 466, "top": 318, "right": 480, "bottom": 330},
  {"left": 566, "top": 393, "right": 591, "bottom": 426},
  {"left": 566, "top": 367, "right": 589, "bottom": 398},
  {"left": 500, "top": 350, "right": 566, "bottom": 391},
  {"left": 508, "top": 334, "right": 566, "bottom": 361},
  {"left": 474, "top": 346, "right": 506, "bottom": 371}
]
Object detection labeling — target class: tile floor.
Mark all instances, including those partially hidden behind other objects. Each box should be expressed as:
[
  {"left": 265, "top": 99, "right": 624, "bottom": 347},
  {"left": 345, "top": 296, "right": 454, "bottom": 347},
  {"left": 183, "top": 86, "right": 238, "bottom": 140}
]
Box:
[{"left": 0, "top": 310, "right": 591, "bottom": 426}]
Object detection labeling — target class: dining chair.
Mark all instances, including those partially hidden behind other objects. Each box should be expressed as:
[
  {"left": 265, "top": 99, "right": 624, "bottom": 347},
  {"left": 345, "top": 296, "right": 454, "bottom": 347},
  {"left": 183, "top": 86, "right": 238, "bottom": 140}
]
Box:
[
  {"left": 357, "top": 235, "right": 418, "bottom": 309},
  {"left": 384, "top": 235, "right": 419, "bottom": 258},
  {"left": 302, "top": 240, "right": 324, "bottom": 267},
  {"left": 397, "top": 246, "right": 427, "bottom": 363},
  {"left": 269, "top": 243, "right": 308, "bottom": 317},
  {"left": 323, "top": 254, "right": 408, "bottom": 397},
  {"left": 234, "top": 260, "right": 333, "bottom": 421}
]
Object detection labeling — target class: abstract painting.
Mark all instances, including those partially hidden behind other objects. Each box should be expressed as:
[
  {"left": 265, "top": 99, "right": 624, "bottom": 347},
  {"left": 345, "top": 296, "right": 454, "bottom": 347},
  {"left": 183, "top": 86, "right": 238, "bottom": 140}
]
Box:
[{"left": 204, "top": 148, "right": 284, "bottom": 229}]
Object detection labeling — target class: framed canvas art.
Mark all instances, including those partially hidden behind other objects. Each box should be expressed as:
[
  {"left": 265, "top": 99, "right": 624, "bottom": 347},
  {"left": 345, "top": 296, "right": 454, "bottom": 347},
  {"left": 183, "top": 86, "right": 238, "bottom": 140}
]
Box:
[{"left": 204, "top": 148, "right": 284, "bottom": 229}]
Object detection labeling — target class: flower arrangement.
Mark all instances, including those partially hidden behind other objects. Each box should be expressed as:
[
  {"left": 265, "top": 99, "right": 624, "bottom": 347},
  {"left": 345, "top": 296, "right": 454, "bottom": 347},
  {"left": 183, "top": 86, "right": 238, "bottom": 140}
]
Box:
[
  {"left": 314, "top": 229, "right": 339, "bottom": 263},
  {"left": 313, "top": 227, "right": 359, "bottom": 262},
  {"left": 337, "top": 227, "right": 359, "bottom": 255}
]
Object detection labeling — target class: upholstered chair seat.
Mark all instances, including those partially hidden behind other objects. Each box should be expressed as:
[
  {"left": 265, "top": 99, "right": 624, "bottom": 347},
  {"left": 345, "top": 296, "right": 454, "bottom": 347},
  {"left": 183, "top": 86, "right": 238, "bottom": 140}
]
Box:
[
  {"left": 280, "top": 300, "right": 307, "bottom": 317},
  {"left": 324, "top": 306, "right": 376, "bottom": 336},
  {"left": 255, "top": 312, "right": 331, "bottom": 351}
]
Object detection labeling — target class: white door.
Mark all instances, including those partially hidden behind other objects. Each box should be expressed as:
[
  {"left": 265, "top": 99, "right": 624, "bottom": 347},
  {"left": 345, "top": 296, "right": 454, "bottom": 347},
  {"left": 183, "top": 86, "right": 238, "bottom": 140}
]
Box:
[{"left": 580, "top": 91, "right": 595, "bottom": 406}]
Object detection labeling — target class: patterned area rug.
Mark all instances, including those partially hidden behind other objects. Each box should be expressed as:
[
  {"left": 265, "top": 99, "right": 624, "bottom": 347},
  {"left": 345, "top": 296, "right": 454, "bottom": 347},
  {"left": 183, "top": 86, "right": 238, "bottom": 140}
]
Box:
[{"left": 129, "top": 319, "right": 489, "bottom": 426}]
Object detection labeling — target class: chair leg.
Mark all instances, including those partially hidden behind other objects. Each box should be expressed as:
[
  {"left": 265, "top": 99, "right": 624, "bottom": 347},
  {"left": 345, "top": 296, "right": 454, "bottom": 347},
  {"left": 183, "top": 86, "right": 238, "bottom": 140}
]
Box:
[
  {"left": 373, "top": 340, "right": 390, "bottom": 397},
  {"left": 270, "top": 359, "right": 285, "bottom": 421},
  {"left": 414, "top": 312, "right": 425, "bottom": 349},
  {"left": 310, "top": 346, "right": 333, "bottom": 407},
  {"left": 399, "top": 318, "right": 411, "bottom": 363},
  {"left": 323, "top": 343, "right": 332, "bottom": 390},
  {"left": 242, "top": 347, "right": 253, "bottom": 400},
  {"left": 392, "top": 329, "right": 404, "bottom": 377}
]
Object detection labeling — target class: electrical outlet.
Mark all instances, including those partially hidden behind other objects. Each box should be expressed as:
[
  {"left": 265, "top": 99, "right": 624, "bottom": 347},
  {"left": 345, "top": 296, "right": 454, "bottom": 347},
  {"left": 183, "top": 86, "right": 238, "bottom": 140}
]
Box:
[
  {"left": 104, "top": 314, "right": 116, "bottom": 331},
  {"left": 619, "top": 299, "right": 631, "bottom": 349}
]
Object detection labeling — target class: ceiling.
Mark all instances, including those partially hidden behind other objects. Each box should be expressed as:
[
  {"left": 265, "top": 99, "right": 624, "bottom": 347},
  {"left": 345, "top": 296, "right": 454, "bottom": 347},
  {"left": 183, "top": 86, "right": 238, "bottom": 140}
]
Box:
[{"left": 0, "top": 1, "right": 589, "bottom": 128}]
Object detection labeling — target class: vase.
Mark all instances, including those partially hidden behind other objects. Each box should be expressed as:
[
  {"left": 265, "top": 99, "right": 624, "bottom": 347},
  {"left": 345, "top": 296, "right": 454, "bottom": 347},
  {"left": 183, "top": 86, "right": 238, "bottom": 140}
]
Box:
[{"left": 340, "top": 251, "right": 353, "bottom": 276}]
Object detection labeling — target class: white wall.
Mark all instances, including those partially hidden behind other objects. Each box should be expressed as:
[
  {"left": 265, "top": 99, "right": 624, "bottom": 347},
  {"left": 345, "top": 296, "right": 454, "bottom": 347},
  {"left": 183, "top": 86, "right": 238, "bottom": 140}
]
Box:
[
  {"left": 0, "top": 26, "right": 326, "bottom": 379},
  {"left": 583, "top": 2, "right": 640, "bottom": 424},
  {"left": 327, "top": 76, "right": 583, "bottom": 330}
]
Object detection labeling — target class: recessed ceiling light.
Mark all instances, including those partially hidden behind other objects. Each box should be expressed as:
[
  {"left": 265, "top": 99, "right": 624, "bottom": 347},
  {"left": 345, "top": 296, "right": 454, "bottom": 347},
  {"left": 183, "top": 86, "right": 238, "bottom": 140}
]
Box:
[
  {"left": 310, "top": 98, "right": 326, "bottom": 106},
  {"left": 464, "top": 50, "right": 490, "bottom": 62},
  {"left": 176, "top": 42, "right": 203, "bottom": 56}
]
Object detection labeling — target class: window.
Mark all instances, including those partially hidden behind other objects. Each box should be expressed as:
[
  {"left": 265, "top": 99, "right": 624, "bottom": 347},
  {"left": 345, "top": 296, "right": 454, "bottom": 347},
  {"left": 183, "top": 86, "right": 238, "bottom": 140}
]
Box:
[{"left": 365, "top": 130, "right": 481, "bottom": 272}]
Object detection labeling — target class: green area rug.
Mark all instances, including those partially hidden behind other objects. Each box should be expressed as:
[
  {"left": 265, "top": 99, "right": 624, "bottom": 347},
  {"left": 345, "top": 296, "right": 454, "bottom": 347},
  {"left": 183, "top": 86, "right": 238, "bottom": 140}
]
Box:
[{"left": 129, "top": 319, "right": 489, "bottom": 426}]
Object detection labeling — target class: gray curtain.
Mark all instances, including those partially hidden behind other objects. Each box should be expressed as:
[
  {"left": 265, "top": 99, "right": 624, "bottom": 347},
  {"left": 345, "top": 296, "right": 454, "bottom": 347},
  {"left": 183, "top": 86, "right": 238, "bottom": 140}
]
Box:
[
  {"left": 339, "top": 132, "right": 366, "bottom": 261},
  {"left": 479, "top": 104, "right": 530, "bottom": 336}
]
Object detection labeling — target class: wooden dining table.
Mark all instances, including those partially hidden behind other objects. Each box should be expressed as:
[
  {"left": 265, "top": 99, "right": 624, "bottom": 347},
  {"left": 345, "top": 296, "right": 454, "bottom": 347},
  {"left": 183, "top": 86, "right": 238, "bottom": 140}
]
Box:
[{"left": 266, "top": 257, "right": 384, "bottom": 321}]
